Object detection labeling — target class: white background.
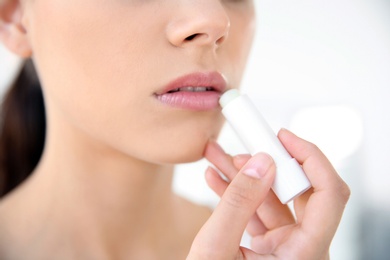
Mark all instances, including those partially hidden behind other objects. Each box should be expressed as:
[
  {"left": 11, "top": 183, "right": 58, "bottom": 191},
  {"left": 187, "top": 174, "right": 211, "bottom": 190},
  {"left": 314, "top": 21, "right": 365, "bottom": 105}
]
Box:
[
  {"left": 175, "top": 1, "right": 390, "bottom": 259},
  {"left": 1, "top": 1, "right": 390, "bottom": 259}
]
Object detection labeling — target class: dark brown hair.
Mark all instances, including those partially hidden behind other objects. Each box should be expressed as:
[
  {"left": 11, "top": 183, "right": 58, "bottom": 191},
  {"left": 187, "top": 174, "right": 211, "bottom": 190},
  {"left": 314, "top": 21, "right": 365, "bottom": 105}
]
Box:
[{"left": 0, "top": 59, "right": 46, "bottom": 197}]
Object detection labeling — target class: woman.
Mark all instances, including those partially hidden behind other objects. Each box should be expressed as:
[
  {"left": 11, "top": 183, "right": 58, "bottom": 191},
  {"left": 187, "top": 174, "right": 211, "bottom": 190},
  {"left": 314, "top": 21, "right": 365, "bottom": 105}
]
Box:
[{"left": 0, "top": 0, "right": 350, "bottom": 259}]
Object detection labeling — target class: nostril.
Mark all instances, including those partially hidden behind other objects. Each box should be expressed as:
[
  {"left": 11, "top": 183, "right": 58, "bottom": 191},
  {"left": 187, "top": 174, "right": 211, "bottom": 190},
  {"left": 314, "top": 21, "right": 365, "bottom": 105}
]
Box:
[
  {"left": 185, "top": 34, "right": 199, "bottom": 41},
  {"left": 183, "top": 31, "right": 227, "bottom": 46},
  {"left": 216, "top": 35, "right": 226, "bottom": 46}
]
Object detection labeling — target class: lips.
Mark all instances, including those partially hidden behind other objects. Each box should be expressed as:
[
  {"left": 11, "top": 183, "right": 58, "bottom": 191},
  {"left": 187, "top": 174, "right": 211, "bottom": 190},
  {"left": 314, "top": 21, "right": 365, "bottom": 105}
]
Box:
[
  {"left": 166, "top": 86, "right": 215, "bottom": 93},
  {"left": 154, "top": 72, "right": 227, "bottom": 111}
]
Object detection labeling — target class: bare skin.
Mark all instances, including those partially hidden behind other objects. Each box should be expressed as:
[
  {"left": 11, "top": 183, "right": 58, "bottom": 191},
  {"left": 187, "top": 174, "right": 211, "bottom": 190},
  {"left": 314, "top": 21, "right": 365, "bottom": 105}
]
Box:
[
  {"left": 0, "top": 0, "right": 255, "bottom": 258},
  {"left": 0, "top": 172, "right": 211, "bottom": 259},
  {"left": 0, "top": 0, "right": 350, "bottom": 259},
  {"left": 188, "top": 129, "right": 350, "bottom": 259}
]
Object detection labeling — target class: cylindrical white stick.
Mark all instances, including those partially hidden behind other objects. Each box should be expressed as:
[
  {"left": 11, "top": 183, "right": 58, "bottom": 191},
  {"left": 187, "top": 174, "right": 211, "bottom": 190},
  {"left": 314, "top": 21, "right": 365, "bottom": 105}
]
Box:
[{"left": 219, "top": 89, "right": 311, "bottom": 204}]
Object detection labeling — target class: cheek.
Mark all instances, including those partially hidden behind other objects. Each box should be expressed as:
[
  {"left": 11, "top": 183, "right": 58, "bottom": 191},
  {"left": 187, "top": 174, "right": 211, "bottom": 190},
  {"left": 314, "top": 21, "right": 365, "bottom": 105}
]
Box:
[
  {"left": 27, "top": 1, "right": 157, "bottom": 131},
  {"left": 29, "top": 1, "right": 150, "bottom": 99}
]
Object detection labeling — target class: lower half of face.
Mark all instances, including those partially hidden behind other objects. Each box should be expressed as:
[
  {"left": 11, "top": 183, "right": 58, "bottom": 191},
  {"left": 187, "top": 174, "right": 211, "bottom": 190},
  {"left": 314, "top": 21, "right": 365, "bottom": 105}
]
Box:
[{"left": 27, "top": 0, "right": 255, "bottom": 165}]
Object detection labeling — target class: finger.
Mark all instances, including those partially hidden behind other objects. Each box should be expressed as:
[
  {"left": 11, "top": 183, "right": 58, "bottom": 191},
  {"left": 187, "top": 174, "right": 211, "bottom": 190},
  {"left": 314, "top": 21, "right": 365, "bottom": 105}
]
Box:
[
  {"left": 293, "top": 187, "right": 313, "bottom": 222},
  {"left": 206, "top": 161, "right": 270, "bottom": 237},
  {"left": 233, "top": 154, "right": 251, "bottom": 170},
  {"left": 240, "top": 247, "right": 275, "bottom": 260},
  {"left": 190, "top": 153, "right": 276, "bottom": 258},
  {"left": 278, "top": 129, "right": 350, "bottom": 242},
  {"left": 207, "top": 155, "right": 271, "bottom": 238},
  {"left": 256, "top": 190, "right": 295, "bottom": 230},
  {"left": 208, "top": 155, "right": 272, "bottom": 237},
  {"left": 205, "top": 153, "right": 251, "bottom": 197},
  {"left": 232, "top": 151, "right": 295, "bottom": 231},
  {"left": 278, "top": 129, "right": 344, "bottom": 193},
  {"left": 251, "top": 225, "right": 293, "bottom": 255},
  {"left": 208, "top": 147, "right": 294, "bottom": 234},
  {"left": 205, "top": 166, "right": 228, "bottom": 197},
  {"left": 245, "top": 190, "right": 294, "bottom": 237},
  {"left": 204, "top": 141, "right": 237, "bottom": 180},
  {"left": 246, "top": 213, "right": 268, "bottom": 237}
]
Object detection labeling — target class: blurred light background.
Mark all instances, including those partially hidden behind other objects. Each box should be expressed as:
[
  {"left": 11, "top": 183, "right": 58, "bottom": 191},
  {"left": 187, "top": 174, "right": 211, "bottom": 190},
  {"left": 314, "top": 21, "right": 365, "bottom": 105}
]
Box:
[
  {"left": 176, "top": 1, "right": 390, "bottom": 259},
  {"left": 1, "top": 0, "right": 389, "bottom": 259}
]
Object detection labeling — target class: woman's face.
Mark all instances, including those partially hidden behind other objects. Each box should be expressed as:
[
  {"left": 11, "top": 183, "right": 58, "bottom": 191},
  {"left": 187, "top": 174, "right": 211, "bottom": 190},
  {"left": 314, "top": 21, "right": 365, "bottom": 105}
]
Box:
[{"left": 23, "top": 0, "right": 255, "bottom": 164}]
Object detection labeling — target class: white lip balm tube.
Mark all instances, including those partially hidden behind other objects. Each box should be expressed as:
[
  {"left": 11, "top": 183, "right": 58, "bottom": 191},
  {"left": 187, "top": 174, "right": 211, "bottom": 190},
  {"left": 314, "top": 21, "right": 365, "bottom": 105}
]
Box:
[{"left": 219, "top": 89, "right": 311, "bottom": 204}]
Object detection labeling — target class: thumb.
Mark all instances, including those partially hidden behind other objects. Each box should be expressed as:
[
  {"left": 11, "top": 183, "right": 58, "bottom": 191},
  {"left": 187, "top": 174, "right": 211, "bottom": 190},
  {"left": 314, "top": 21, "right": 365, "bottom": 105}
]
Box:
[{"left": 189, "top": 153, "right": 275, "bottom": 258}]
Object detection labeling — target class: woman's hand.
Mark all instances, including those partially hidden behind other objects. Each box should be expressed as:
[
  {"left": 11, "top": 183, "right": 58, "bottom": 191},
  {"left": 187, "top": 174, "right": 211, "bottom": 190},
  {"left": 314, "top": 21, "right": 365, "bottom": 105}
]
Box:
[{"left": 187, "top": 129, "right": 350, "bottom": 259}]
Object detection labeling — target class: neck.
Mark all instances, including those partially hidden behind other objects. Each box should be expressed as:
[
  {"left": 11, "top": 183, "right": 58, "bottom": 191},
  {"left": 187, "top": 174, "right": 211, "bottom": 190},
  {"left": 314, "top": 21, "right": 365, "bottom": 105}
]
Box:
[{"left": 3, "top": 116, "right": 185, "bottom": 258}]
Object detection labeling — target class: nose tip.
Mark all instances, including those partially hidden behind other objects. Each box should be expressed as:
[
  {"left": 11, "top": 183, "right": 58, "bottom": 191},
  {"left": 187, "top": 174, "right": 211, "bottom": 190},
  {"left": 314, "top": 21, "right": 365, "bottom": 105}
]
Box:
[{"left": 166, "top": 5, "right": 230, "bottom": 48}]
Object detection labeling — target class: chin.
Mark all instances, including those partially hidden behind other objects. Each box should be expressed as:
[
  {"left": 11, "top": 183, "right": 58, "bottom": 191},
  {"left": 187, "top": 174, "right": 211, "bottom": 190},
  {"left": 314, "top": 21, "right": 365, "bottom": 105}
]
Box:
[
  {"left": 137, "top": 116, "right": 225, "bottom": 165},
  {"left": 159, "top": 144, "right": 207, "bottom": 165},
  {"left": 151, "top": 135, "right": 215, "bottom": 165}
]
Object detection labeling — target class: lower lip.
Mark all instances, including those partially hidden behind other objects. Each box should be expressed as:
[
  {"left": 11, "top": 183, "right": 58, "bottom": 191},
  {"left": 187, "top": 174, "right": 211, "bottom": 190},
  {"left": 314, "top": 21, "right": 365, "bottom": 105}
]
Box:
[{"left": 155, "top": 91, "right": 221, "bottom": 111}]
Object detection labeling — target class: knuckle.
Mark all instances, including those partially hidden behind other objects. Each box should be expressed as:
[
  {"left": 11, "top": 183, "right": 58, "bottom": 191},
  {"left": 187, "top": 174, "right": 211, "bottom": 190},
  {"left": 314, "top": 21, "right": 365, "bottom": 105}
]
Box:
[
  {"left": 339, "top": 181, "right": 351, "bottom": 204},
  {"left": 330, "top": 179, "right": 351, "bottom": 206},
  {"left": 306, "top": 142, "right": 321, "bottom": 154},
  {"left": 224, "top": 185, "right": 254, "bottom": 209}
]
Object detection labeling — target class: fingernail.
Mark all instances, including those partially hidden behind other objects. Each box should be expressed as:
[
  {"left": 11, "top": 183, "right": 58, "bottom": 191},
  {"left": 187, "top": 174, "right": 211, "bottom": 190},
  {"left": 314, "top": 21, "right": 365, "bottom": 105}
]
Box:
[
  {"left": 242, "top": 153, "right": 273, "bottom": 179},
  {"left": 234, "top": 154, "right": 251, "bottom": 161}
]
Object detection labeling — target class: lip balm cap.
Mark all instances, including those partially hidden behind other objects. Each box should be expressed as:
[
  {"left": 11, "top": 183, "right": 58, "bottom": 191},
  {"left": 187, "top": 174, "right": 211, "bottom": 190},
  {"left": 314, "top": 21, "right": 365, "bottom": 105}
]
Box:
[{"left": 219, "top": 89, "right": 240, "bottom": 108}]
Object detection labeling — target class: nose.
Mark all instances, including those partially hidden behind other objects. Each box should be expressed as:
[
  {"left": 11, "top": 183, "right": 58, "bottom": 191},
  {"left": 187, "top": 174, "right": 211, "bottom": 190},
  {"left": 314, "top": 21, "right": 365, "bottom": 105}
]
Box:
[{"left": 166, "top": 1, "right": 230, "bottom": 49}]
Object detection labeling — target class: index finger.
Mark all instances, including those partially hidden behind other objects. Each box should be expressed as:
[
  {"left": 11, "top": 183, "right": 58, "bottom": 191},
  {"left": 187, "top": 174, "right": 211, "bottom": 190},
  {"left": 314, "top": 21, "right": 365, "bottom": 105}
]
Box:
[
  {"left": 204, "top": 141, "right": 239, "bottom": 180},
  {"left": 278, "top": 129, "right": 350, "bottom": 243}
]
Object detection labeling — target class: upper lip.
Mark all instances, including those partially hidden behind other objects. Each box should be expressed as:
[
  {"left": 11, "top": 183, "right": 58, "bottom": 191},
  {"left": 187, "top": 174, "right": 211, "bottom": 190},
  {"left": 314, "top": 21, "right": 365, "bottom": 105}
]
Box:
[{"left": 155, "top": 71, "right": 227, "bottom": 95}]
